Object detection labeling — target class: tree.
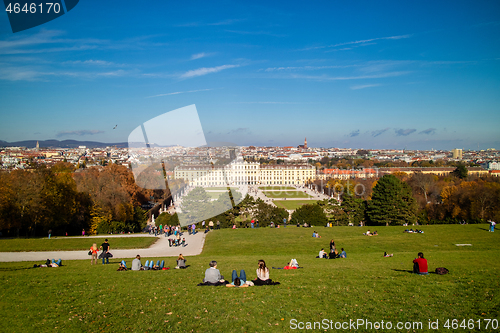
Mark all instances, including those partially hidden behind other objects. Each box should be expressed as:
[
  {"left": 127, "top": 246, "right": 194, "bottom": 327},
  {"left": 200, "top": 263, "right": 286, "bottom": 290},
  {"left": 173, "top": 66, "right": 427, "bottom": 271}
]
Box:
[
  {"left": 254, "top": 200, "right": 288, "bottom": 227},
  {"left": 452, "top": 165, "right": 468, "bottom": 179},
  {"left": 179, "top": 187, "right": 213, "bottom": 225},
  {"left": 291, "top": 204, "right": 328, "bottom": 226},
  {"left": 341, "top": 192, "right": 365, "bottom": 226},
  {"left": 367, "top": 174, "right": 417, "bottom": 226}
]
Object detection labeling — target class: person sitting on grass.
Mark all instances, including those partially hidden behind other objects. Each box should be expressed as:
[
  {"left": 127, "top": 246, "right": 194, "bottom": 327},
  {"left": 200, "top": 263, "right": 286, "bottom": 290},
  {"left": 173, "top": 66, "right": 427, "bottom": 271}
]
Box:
[
  {"left": 226, "top": 270, "right": 253, "bottom": 288},
  {"left": 372, "top": 231, "right": 378, "bottom": 236},
  {"left": 339, "top": 248, "right": 346, "bottom": 258},
  {"left": 384, "top": 252, "right": 393, "bottom": 257},
  {"left": 200, "top": 261, "right": 227, "bottom": 286},
  {"left": 131, "top": 255, "right": 142, "bottom": 271},
  {"left": 176, "top": 254, "right": 186, "bottom": 269},
  {"left": 364, "top": 230, "right": 372, "bottom": 236},
  {"left": 252, "top": 260, "right": 280, "bottom": 285},
  {"left": 413, "top": 252, "right": 428, "bottom": 275},
  {"left": 318, "top": 248, "right": 327, "bottom": 259},
  {"left": 328, "top": 248, "right": 337, "bottom": 259}
]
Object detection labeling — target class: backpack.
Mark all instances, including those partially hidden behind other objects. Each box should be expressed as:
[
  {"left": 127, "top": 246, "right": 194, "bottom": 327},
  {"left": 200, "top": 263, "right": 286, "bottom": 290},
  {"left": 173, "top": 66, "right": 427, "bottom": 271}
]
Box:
[{"left": 435, "top": 267, "right": 449, "bottom": 275}]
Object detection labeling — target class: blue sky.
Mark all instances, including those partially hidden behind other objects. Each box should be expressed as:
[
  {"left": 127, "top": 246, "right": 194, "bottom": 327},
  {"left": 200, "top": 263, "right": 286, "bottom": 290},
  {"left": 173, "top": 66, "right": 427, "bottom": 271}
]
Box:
[{"left": 0, "top": 1, "right": 499, "bottom": 150}]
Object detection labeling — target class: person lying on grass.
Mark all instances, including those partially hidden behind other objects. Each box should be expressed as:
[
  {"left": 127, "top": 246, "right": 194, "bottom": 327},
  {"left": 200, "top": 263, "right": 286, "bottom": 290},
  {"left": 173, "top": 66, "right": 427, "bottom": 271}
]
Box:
[
  {"left": 226, "top": 270, "right": 254, "bottom": 288},
  {"left": 34, "top": 259, "right": 62, "bottom": 268},
  {"left": 384, "top": 252, "right": 393, "bottom": 257}
]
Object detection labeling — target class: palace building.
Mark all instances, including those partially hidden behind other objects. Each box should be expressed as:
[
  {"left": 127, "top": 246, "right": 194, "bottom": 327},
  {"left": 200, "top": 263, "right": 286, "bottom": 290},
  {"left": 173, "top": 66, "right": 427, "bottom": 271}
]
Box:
[{"left": 174, "top": 158, "right": 315, "bottom": 186}]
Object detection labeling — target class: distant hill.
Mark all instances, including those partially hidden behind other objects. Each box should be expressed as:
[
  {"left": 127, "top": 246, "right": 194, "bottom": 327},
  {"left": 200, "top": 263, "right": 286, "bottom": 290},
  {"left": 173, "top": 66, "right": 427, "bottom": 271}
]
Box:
[{"left": 0, "top": 139, "right": 128, "bottom": 149}]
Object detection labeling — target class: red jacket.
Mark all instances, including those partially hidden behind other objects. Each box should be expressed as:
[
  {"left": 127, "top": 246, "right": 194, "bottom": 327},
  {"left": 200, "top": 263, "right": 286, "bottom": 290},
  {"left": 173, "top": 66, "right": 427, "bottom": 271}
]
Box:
[{"left": 413, "top": 257, "right": 428, "bottom": 273}]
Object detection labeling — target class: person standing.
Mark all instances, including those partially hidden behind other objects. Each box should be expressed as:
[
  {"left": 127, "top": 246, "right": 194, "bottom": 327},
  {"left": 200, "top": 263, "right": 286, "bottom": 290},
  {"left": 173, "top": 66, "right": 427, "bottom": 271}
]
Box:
[
  {"left": 209, "top": 220, "right": 214, "bottom": 230},
  {"left": 192, "top": 223, "right": 196, "bottom": 234},
  {"left": 216, "top": 220, "right": 220, "bottom": 230},
  {"left": 82, "top": 229, "right": 85, "bottom": 237},
  {"left": 100, "top": 239, "right": 111, "bottom": 264},
  {"left": 48, "top": 229, "right": 52, "bottom": 239},
  {"left": 90, "top": 243, "right": 98, "bottom": 265}
]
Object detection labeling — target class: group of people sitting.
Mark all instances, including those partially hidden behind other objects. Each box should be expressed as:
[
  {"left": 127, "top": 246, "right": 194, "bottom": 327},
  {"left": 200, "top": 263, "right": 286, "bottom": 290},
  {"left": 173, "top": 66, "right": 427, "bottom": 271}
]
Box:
[
  {"left": 33, "top": 259, "right": 62, "bottom": 268},
  {"left": 404, "top": 229, "right": 424, "bottom": 233},
  {"left": 117, "top": 254, "right": 187, "bottom": 271},
  {"left": 198, "top": 259, "right": 280, "bottom": 287},
  {"left": 316, "top": 239, "right": 346, "bottom": 259},
  {"left": 363, "top": 230, "right": 378, "bottom": 236},
  {"left": 312, "top": 231, "right": 321, "bottom": 238},
  {"left": 317, "top": 247, "right": 346, "bottom": 259}
]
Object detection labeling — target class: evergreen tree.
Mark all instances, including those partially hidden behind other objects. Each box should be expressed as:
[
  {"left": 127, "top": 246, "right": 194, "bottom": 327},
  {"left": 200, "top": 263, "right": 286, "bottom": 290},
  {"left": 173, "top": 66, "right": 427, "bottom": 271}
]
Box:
[
  {"left": 179, "top": 187, "right": 213, "bottom": 225},
  {"left": 291, "top": 203, "right": 328, "bottom": 226},
  {"left": 341, "top": 192, "right": 365, "bottom": 226},
  {"left": 452, "top": 165, "right": 468, "bottom": 179},
  {"left": 367, "top": 174, "right": 417, "bottom": 226},
  {"left": 254, "top": 200, "right": 288, "bottom": 227}
]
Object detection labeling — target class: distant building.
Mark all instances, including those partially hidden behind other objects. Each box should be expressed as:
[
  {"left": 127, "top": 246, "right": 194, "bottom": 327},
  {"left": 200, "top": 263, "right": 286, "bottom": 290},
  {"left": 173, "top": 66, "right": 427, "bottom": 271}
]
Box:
[
  {"left": 174, "top": 159, "right": 315, "bottom": 186},
  {"left": 297, "top": 137, "right": 308, "bottom": 149},
  {"left": 452, "top": 148, "right": 463, "bottom": 159}
]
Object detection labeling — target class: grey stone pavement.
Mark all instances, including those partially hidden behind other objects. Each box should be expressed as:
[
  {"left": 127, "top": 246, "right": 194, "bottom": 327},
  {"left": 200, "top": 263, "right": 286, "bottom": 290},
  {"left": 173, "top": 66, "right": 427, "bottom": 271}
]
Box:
[{"left": 0, "top": 231, "right": 207, "bottom": 263}]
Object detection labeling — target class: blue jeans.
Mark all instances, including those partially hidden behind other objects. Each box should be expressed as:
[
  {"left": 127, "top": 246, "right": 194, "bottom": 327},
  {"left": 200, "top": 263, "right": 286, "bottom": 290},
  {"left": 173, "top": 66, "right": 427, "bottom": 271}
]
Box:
[
  {"left": 231, "top": 269, "right": 247, "bottom": 284},
  {"left": 102, "top": 253, "right": 109, "bottom": 264}
]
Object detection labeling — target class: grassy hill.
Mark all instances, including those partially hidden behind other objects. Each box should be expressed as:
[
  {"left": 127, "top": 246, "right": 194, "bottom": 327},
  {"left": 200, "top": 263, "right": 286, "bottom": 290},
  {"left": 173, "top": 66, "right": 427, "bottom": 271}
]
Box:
[{"left": 0, "top": 224, "right": 498, "bottom": 332}]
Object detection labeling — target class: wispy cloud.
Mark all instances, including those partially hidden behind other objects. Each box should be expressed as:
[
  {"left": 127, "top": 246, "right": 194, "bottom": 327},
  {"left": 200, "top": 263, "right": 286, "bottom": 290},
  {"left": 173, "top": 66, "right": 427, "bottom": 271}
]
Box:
[
  {"left": 288, "top": 71, "right": 411, "bottom": 81},
  {"left": 0, "top": 29, "right": 106, "bottom": 55},
  {"left": 419, "top": 128, "right": 436, "bottom": 135},
  {"left": 395, "top": 128, "right": 416, "bottom": 136},
  {"left": 301, "top": 34, "right": 411, "bottom": 51},
  {"left": 147, "top": 89, "right": 213, "bottom": 98},
  {"left": 227, "top": 127, "right": 251, "bottom": 135},
  {"left": 179, "top": 64, "right": 239, "bottom": 79},
  {"left": 350, "top": 83, "right": 382, "bottom": 90},
  {"left": 263, "top": 65, "right": 358, "bottom": 72},
  {"left": 56, "top": 130, "right": 104, "bottom": 137},
  {"left": 372, "top": 128, "right": 390, "bottom": 137},
  {"left": 190, "top": 52, "right": 215, "bottom": 60},
  {"left": 63, "top": 60, "right": 120, "bottom": 66},
  {"left": 349, "top": 130, "right": 360, "bottom": 137}
]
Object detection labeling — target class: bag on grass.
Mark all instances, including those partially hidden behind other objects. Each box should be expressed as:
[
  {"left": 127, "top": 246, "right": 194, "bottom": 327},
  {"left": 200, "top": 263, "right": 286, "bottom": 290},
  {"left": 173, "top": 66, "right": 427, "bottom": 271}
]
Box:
[
  {"left": 435, "top": 267, "right": 449, "bottom": 275},
  {"left": 88, "top": 250, "right": 92, "bottom": 255}
]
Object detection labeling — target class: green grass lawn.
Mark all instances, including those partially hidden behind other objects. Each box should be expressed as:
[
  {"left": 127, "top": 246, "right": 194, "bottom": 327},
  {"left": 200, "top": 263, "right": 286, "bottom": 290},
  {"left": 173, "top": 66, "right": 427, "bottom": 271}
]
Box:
[
  {"left": 274, "top": 200, "right": 318, "bottom": 210},
  {"left": 0, "top": 237, "right": 157, "bottom": 252},
  {"left": 259, "top": 186, "right": 297, "bottom": 191},
  {"left": 263, "top": 191, "right": 311, "bottom": 199},
  {"left": 205, "top": 187, "right": 239, "bottom": 191},
  {"left": 0, "top": 225, "right": 499, "bottom": 332}
]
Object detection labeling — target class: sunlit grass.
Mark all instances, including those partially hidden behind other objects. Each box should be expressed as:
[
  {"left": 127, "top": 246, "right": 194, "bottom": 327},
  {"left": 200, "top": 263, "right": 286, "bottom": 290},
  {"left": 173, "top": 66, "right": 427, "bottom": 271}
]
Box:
[{"left": 0, "top": 225, "right": 498, "bottom": 333}]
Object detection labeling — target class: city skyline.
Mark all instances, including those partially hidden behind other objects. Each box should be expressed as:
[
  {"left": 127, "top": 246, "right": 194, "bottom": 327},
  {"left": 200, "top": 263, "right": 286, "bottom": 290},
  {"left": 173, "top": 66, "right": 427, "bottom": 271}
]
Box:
[{"left": 0, "top": 1, "right": 499, "bottom": 150}]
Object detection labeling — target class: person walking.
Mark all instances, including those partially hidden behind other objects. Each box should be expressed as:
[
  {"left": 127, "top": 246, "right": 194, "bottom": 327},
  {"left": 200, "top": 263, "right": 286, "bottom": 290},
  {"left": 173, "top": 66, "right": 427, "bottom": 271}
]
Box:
[
  {"left": 90, "top": 243, "right": 98, "bottom": 265},
  {"left": 100, "top": 239, "right": 111, "bottom": 264}
]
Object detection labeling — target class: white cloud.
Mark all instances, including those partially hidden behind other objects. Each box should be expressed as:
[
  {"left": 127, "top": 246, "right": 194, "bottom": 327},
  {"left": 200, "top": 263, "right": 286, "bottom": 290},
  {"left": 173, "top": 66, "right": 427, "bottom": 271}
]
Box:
[
  {"left": 179, "top": 64, "right": 239, "bottom": 79},
  {"left": 350, "top": 84, "right": 382, "bottom": 90},
  {"left": 190, "top": 52, "right": 215, "bottom": 60},
  {"left": 147, "top": 89, "right": 213, "bottom": 98}
]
